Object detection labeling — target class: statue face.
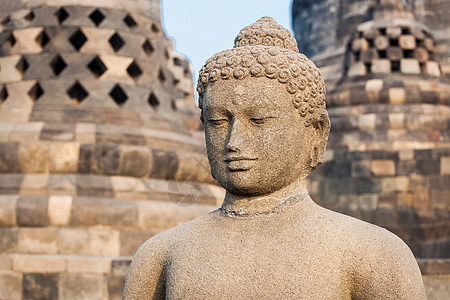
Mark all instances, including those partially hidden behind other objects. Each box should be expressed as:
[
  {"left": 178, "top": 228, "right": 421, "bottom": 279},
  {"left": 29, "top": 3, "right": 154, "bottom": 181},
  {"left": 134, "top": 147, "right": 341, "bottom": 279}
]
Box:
[{"left": 203, "top": 77, "right": 314, "bottom": 197}]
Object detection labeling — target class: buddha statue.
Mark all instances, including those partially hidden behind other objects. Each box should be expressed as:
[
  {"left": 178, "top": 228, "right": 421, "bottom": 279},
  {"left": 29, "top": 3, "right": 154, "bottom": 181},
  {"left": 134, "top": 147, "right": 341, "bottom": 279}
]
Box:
[{"left": 123, "top": 17, "right": 426, "bottom": 299}]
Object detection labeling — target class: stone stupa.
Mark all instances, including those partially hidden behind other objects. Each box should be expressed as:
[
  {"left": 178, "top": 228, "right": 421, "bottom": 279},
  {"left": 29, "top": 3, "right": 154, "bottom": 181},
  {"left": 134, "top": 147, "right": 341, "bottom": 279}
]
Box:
[
  {"left": 293, "top": 1, "right": 450, "bottom": 298},
  {"left": 0, "top": 0, "right": 223, "bottom": 298}
]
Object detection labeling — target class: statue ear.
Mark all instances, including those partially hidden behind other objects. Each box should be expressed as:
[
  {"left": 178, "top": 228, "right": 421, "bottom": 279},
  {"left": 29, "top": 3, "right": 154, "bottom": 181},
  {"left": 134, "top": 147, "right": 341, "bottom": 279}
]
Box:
[{"left": 309, "top": 111, "right": 330, "bottom": 170}]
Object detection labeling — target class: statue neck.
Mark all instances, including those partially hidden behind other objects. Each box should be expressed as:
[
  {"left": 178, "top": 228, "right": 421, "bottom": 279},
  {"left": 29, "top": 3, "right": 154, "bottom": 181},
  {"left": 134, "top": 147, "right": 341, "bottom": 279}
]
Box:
[{"left": 221, "top": 180, "right": 309, "bottom": 219}]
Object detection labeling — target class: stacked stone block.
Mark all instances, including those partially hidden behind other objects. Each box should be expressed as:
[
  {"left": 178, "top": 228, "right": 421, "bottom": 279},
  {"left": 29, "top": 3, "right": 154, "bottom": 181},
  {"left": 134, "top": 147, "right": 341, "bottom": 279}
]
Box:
[
  {"left": 0, "top": 1, "right": 221, "bottom": 298},
  {"left": 292, "top": 0, "right": 450, "bottom": 89}
]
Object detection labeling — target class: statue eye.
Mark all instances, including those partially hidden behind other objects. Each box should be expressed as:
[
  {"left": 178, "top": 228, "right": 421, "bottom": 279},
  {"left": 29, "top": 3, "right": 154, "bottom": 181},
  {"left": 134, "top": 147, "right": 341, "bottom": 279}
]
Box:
[
  {"left": 208, "top": 119, "right": 227, "bottom": 126},
  {"left": 250, "top": 117, "right": 270, "bottom": 125}
]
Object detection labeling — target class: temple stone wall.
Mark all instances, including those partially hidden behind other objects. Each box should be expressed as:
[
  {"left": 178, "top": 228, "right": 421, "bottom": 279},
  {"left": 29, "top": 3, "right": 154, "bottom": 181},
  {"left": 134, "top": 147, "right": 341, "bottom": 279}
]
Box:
[
  {"left": 292, "top": 0, "right": 450, "bottom": 89},
  {"left": 294, "top": 2, "right": 450, "bottom": 297}
]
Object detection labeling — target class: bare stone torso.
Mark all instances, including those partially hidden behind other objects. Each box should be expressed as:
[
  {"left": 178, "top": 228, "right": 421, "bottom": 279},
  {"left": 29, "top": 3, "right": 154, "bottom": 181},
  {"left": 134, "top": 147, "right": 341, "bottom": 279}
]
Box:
[
  {"left": 166, "top": 202, "right": 349, "bottom": 299},
  {"left": 126, "top": 197, "right": 424, "bottom": 300}
]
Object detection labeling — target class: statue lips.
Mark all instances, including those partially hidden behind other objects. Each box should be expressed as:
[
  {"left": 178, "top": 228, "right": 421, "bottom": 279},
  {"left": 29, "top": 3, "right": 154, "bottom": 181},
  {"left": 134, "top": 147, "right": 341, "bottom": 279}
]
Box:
[{"left": 224, "top": 156, "right": 257, "bottom": 171}]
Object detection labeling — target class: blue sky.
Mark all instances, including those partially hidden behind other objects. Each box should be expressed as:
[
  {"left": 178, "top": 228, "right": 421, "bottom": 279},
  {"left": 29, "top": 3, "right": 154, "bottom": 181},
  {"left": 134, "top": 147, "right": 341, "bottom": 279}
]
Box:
[{"left": 161, "top": 0, "right": 293, "bottom": 83}]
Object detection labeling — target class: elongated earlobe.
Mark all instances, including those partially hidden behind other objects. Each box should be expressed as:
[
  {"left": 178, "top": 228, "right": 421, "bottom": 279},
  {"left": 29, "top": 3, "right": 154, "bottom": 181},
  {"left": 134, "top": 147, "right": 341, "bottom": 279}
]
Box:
[{"left": 309, "top": 112, "right": 330, "bottom": 170}]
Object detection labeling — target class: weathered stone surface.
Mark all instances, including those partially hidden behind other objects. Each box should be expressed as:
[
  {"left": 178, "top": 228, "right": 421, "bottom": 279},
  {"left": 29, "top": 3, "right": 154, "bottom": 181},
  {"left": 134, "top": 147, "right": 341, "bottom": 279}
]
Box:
[
  {"left": 18, "top": 142, "right": 49, "bottom": 173},
  {"left": 49, "top": 142, "right": 80, "bottom": 173},
  {"left": 16, "top": 196, "right": 48, "bottom": 227},
  {"left": 370, "top": 160, "right": 396, "bottom": 176},
  {"left": 401, "top": 58, "right": 420, "bottom": 74},
  {"left": 67, "top": 257, "right": 111, "bottom": 274},
  {"left": 0, "top": 272, "right": 22, "bottom": 300},
  {"left": 399, "top": 35, "right": 416, "bottom": 49},
  {"left": 17, "top": 228, "right": 57, "bottom": 255},
  {"left": 0, "top": 228, "right": 19, "bottom": 253},
  {"left": 441, "top": 157, "right": 450, "bottom": 175},
  {"left": 0, "top": 195, "right": 18, "bottom": 226},
  {"left": 71, "top": 197, "right": 137, "bottom": 227},
  {"left": 47, "top": 195, "right": 73, "bottom": 226},
  {"left": 119, "top": 230, "right": 153, "bottom": 256},
  {"left": 108, "top": 274, "right": 127, "bottom": 300},
  {"left": 0, "top": 255, "right": 12, "bottom": 270},
  {"left": 23, "top": 273, "right": 58, "bottom": 300},
  {"left": 150, "top": 149, "right": 179, "bottom": 180},
  {"left": 13, "top": 255, "right": 66, "bottom": 273},
  {"left": 371, "top": 59, "right": 391, "bottom": 73},
  {"left": 59, "top": 273, "right": 105, "bottom": 300},
  {"left": 0, "top": 143, "right": 21, "bottom": 172},
  {"left": 120, "top": 146, "right": 151, "bottom": 177}
]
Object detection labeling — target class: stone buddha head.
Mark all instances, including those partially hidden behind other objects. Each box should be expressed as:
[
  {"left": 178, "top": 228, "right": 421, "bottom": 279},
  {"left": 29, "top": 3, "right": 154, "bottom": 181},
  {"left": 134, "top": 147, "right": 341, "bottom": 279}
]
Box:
[{"left": 197, "top": 17, "right": 330, "bottom": 197}]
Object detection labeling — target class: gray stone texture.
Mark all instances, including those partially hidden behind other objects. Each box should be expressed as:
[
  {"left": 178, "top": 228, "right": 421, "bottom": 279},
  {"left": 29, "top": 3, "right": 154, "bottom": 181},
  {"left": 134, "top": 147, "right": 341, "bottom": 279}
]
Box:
[{"left": 124, "top": 17, "right": 426, "bottom": 299}]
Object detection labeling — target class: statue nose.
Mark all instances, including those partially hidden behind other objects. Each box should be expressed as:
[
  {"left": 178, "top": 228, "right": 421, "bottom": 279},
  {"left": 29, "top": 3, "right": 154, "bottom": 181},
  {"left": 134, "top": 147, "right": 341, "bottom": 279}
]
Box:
[{"left": 226, "top": 120, "right": 246, "bottom": 152}]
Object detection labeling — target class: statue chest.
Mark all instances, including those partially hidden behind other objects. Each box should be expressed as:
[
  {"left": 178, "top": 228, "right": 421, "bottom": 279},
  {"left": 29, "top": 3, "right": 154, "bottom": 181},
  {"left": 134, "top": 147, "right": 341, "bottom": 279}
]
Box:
[{"left": 164, "top": 230, "right": 352, "bottom": 299}]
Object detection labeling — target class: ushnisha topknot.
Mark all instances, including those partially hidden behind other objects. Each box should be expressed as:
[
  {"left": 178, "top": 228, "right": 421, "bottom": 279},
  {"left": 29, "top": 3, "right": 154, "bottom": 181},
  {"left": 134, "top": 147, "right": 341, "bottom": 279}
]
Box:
[{"left": 197, "top": 16, "right": 328, "bottom": 128}]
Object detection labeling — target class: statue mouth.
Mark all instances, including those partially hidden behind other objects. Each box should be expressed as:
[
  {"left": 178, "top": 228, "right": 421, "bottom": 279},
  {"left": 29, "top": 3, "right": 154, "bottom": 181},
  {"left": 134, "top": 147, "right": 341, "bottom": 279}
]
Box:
[{"left": 224, "top": 156, "right": 257, "bottom": 171}]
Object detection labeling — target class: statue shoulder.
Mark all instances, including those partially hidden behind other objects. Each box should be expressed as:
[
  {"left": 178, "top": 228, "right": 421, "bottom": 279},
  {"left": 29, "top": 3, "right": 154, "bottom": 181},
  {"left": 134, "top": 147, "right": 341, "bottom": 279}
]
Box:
[
  {"left": 330, "top": 213, "right": 427, "bottom": 299},
  {"left": 123, "top": 209, "right": 220, "bottom": 299}
]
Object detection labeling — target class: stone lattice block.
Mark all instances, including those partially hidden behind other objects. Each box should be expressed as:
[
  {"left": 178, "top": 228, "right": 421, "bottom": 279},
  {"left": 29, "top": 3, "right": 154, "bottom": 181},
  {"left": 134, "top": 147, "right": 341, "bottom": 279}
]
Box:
[
  {"left": 0, "top": 55, "right": 24, "bottom": 83},
  {"left": 399, "top": 35, "right": 416, "bottom": 49},
  {"left": 371, "top": 59, "right": 391, "bottom": 73},
  {"left": 98, "top": 54, "right": 134, "bottom": 83},
  {"left": 374, "top": 35, "right": 389, "bottom": 50},
  {"left": 401, "top": 58, "right": 420, "bottom": 74},
  {"left": 351, "top": 38, "right": 369, "bottom": 51},
  {"left": 7, "top": 27, "right": 43, "bottom": 54},
  {"left": 425, "top": 61, "right": 441, "bottom": 76},
  {"left": 387, "top": 27, "right": 402, "bottom": 38},
  {"left": 0, "top": 81, "right": 35, "bottom": 122},
  {"left": 387, "top": 46, "right": 403, "bottom": 61},
  {"left": 348, "top": 62, "right": 366, "bottom": 77}
]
